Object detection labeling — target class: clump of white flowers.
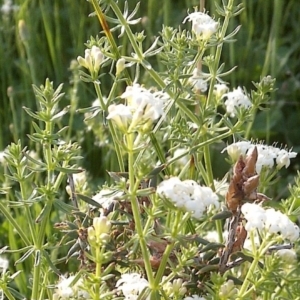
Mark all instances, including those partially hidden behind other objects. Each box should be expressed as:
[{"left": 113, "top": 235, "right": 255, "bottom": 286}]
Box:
[
  {"left": 241, "top": 203, "right": 299, "bottom": 242},
  {"left": 188, "top": 68, "right": 208, "bottom": 92},
  {"left": 116, "top": 273, "right": 149, "bottom": 300},
  {"left": 107, "top": 84, "right": 168, "bottom": 132},
  {"left": 222, "top": 87, "right": 252, "bottom": 117},
  {"left": 157, "top": 177, "right": 219, "bottom": 219},
  {"left": 223, "top": 141, "right": 297, "bottom": 174},
  {"left": 183, "top": 11, "right": 218, "bottom": 40}
]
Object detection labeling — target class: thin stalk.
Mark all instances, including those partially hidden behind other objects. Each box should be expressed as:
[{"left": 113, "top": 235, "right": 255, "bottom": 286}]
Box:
[
  {"left": 90, "top": 0, "right": 132, "bottom": 85},
  {"left": 93, "top": 81, "right": 125, "bottom": 172},
  {"left": 238, "top": 234, "right": 274, "bottom": 297},
  {"left": 126, "top": 132, "right": 154, "bottom": 285}
]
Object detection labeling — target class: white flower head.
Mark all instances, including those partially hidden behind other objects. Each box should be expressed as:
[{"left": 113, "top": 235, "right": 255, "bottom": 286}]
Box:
[
  {"left": 117, "top": 84, "right": 168, "bottom": 131},
  {"left": 116, "top": 273, "right": 149, "bottom": 300},
  {"left": 77, "top": 45, "right": 104, "bottom": 74},
  {"left": 189, "top": 68, "right": 208, "bottom": 92},
  {"left": 222, "top": 87, "right": 252, "bottom": 117},
  {"left": 183, "top": 11, "right": 218, "bottom": 40},
  {"left": 157, "top": 177, "right": 219, "bottom": 219}
]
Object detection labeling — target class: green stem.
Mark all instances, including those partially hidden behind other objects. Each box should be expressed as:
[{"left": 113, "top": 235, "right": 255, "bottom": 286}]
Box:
[
  {"left": 0, "top": 286, "right": 15, "bottom": 300},
  {"left": 238, "top": 233, "right": 274, "bottom": 297},
  {"left": 154, "top": 211, "right": 188, "bottom": 287},
  {"left": 126, "top": 132, "right": 154, "bottom": 286}
]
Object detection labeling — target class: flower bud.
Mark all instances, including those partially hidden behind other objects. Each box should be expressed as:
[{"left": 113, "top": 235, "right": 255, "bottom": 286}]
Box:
[{"left": 116, "top": 58, "right": 126, "bottom": 76}]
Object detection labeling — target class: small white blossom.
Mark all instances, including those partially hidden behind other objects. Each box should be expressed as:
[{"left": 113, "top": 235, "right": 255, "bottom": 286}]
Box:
[
  {"left": 188, "top": 68, "right": 208, "bottom": 92},
  {"left": 157, "top": 177, "right": 219, "bottom": 219},
  {"left": 276, "top": 249, "right": 297, "bottom": 264},
  {"left": 276, "top": 149, "right": 297, "bottom": 169},
  {"left": 183, "top": 11, "right": 218, "bottom": 40},
  {"left": 222, "top": 87, "right": 252, "bottom": 117},
  {"left": 242, "top": 203, "right": 299, "bottom": 242},
  {"left": 77, "top": 45, "right": 104, "bottom": 74},
  {"left": 116, "top": 273, "right": 149, "bottom": 300}
]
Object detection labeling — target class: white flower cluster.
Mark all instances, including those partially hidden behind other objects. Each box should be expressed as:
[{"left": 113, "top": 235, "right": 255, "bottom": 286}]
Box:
[
  {"left": 183, "top": 11, "right": 218, "bottom": 40},
  {"left": 54, "top": 275, "right": 89, "bottom": 299},
  {"left": 107, "top": 84, "right": 168, "bottom": 132},
  {"left": 222, "top": 87, "right": 252, "bottom": 117},
  {"left": 223, "top": 141, "right": 297, "bottom": 174},
  {"left": 188, "top": 68, "right": 208, "bottom": 92},
  {"left": 157, "top": 177, "right": 219, "bottom": 219},
  {"left": 241, "top": 203, "right": 299, "bottom": 242},
  {"left": 116, "top": 273, "right": 149, "bottom": 300}
]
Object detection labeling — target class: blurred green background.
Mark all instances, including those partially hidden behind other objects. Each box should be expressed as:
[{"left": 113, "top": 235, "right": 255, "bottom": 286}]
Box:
[{"left": 0, "top": 0, "right": 299, "bottom": 187}]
